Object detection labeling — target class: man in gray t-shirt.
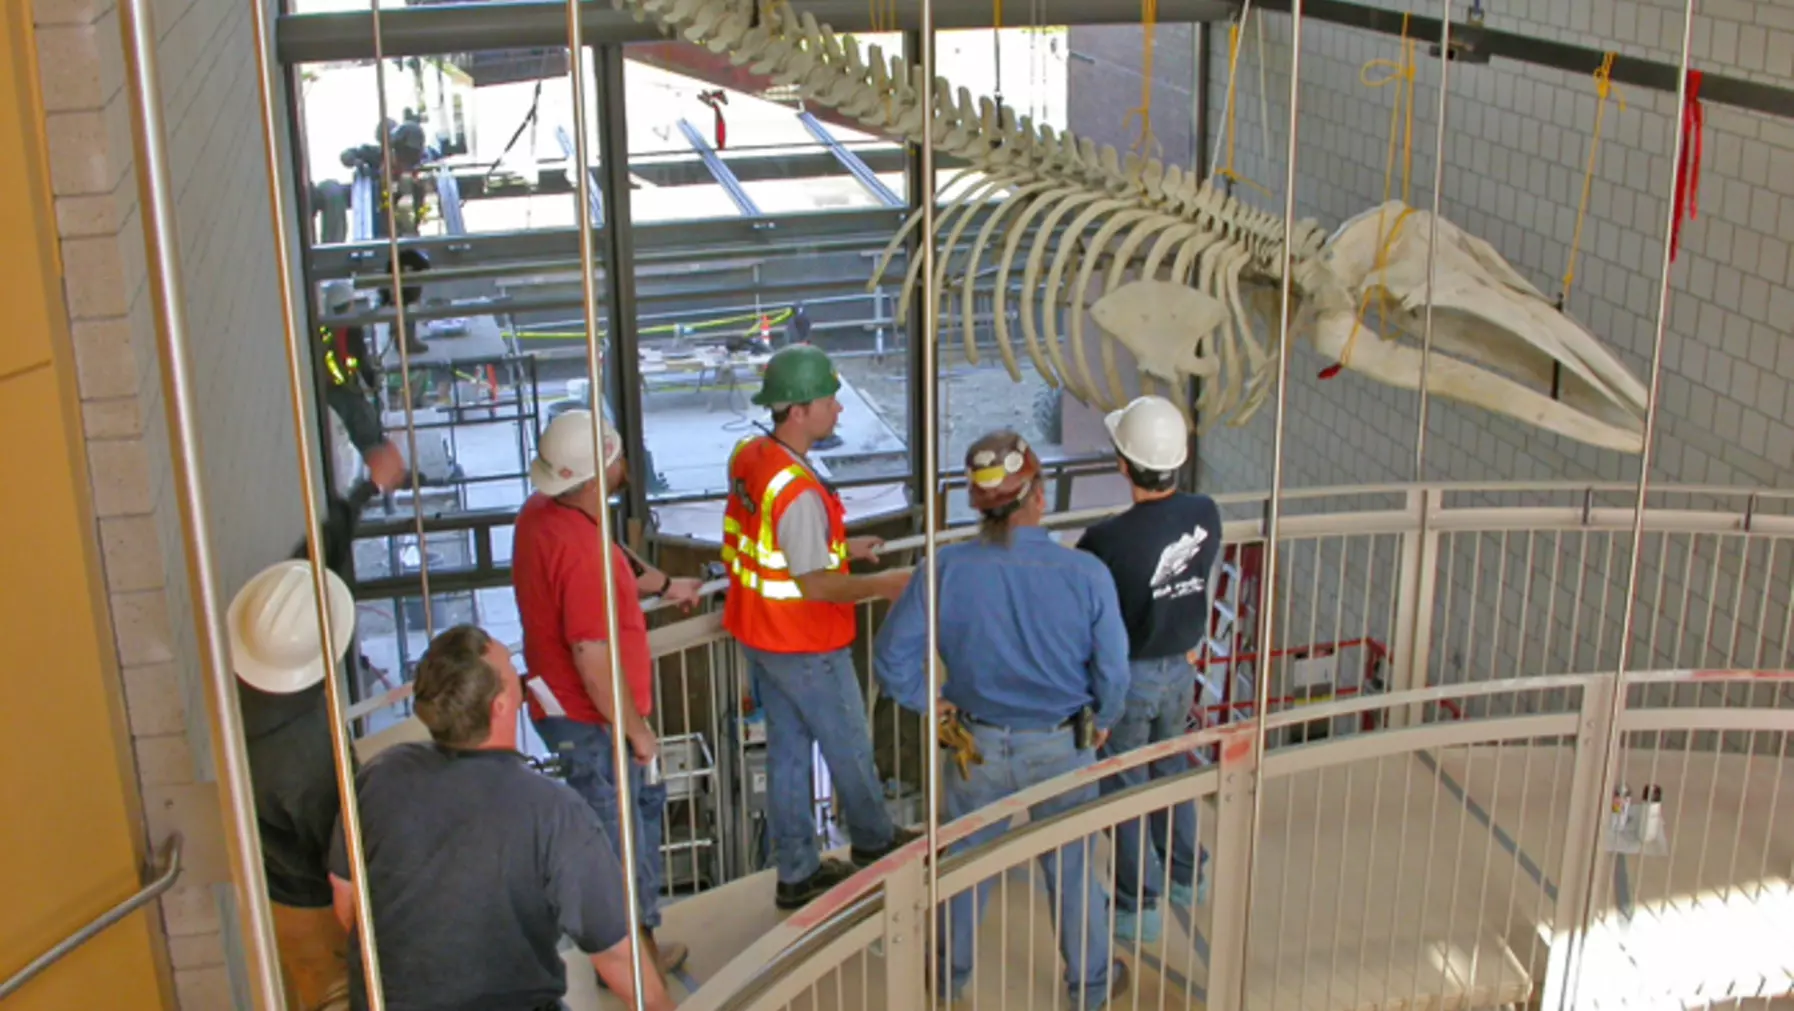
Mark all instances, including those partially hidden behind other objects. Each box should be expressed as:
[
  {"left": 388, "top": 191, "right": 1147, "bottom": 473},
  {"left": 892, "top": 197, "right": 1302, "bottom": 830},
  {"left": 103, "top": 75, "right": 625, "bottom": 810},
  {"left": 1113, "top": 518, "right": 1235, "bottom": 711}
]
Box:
[{"left": 328, "top": 625, "right": 673, "bottom": 1011}]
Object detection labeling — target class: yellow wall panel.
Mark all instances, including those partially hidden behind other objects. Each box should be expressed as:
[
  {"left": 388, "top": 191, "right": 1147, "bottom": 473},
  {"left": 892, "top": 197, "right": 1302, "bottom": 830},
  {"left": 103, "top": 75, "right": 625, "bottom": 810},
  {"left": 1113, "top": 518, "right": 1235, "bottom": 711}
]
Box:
[{"left": 0, "top": 2, "right": 173, "bottom": 1007}]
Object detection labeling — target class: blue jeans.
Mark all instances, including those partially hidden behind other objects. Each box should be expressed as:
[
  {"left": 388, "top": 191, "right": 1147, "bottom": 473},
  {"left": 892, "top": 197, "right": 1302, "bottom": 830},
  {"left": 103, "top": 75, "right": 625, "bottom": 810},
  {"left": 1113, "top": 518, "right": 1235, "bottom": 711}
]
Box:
[
  {"left": 533, "top": 717, "right": 667, "bottom": 930},
  {"left": 1098, "top": 656, "right": 1204, "bottom": 913},
  {"left": 741, "top": 645, "right": 895, "bottom": 884},
  {"left": 942, "top": 721, "right": 1114, "bottom": 1007}
]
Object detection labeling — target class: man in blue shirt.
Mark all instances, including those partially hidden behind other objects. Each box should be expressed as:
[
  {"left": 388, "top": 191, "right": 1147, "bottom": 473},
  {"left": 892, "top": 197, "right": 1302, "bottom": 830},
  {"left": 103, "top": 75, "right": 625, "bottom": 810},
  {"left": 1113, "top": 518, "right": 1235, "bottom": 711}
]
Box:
[
  {"left": 875, "top": 430, "right": 1132, "bottom": 1008},
  {"left": 1076, "top": 395, "right": 1224, "bottom": 944}
]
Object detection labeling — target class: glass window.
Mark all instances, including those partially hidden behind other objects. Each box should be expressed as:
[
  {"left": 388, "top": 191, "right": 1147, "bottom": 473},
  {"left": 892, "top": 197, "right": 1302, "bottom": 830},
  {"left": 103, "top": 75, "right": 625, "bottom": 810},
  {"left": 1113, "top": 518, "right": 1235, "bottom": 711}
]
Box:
[
  {"left": 298, "top": 45, "right": 610, "bottom": 660},
  {"left": 621, "top": 36, "right": 912, "bottom": 542}
]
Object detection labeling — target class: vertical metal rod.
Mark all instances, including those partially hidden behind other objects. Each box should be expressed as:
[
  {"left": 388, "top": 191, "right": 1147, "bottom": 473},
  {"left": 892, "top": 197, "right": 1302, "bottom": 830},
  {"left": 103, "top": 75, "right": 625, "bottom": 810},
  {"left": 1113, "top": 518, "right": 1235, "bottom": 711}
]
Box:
[
  {"left": 564, "top": 8, "right": 648, "bottom": 1007},
  {"left": 1237, "top": 12, "right": 1313, "bottom": 945},
  {"left": 1413, "top": 1, "right": 1452, "bottom": 481},
  {"left": 364, "top": 0, "right": 435, "bottom": 641},
  {"left": 918, "top": 0, "right": 943, "bottom": 1006},
  {"left": 1567, "top": 0, "right": 1697, "bottom": 981},
  {"left": 246, "top": 0, "right": 384, "bottom": 1005},
  {"left": 114, "top": 1, "right": 286, "bottom": 1005}
]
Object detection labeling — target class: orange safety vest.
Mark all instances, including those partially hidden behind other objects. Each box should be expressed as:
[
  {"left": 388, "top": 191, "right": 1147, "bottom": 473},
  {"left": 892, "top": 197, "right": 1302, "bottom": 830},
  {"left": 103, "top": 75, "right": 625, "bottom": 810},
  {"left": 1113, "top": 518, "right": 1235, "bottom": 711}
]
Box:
[{"left": 721, "top": 436, "right": 855, "bottom": 654}]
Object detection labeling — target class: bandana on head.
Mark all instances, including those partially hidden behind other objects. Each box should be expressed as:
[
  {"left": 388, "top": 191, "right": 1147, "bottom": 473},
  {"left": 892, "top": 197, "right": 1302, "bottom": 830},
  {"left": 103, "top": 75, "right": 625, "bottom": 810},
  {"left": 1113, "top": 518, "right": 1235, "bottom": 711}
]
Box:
[{"left": 965, "top": 431, "right": 1041, "bottom": 513}]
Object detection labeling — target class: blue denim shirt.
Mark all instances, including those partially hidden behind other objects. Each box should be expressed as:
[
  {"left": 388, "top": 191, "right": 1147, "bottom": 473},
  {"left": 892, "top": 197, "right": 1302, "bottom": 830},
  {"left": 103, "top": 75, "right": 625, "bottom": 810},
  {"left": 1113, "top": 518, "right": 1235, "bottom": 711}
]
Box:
[{"left": 874, "top": 527, "right": 1131, "bottom": 731}]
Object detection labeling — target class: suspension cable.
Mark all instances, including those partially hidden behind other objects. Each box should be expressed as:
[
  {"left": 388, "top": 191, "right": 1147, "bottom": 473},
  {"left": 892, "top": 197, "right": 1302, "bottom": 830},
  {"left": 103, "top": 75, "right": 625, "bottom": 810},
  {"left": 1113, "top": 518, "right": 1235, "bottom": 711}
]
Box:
[
  {"left": 1558, "top": 52, "right": 1625, "bottom": 309},
  {"left": 1318, "top": 14, "right": 1419, "bottom": 379}
]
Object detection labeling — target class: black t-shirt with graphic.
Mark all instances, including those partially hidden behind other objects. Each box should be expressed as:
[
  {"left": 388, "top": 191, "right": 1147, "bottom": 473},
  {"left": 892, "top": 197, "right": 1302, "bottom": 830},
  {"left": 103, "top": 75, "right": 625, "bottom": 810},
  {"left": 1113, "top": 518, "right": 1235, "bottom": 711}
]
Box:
[{"left": 1076, "top": 493, "right": 1224, "bottom": 660}]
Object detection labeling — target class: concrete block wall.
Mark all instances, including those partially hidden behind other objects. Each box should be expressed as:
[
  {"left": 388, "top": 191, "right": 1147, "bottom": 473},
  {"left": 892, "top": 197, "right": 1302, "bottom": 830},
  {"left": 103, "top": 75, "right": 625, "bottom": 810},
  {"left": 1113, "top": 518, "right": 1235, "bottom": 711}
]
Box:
[
  {"left": 31, "top": 0, "right": 306, "bottom": 1004},
  {"left": 1187, "top": 1, "right": 1794, "bottom": 690}
]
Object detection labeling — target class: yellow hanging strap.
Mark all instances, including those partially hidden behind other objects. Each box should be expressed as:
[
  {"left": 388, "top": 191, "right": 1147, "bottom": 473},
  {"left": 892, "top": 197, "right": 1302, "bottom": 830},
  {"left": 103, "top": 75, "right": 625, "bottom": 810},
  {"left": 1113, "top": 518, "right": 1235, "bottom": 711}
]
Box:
[
  {"left": 1215, "top": 19, "right": 1273, "bottom": 199},
  {"left": 1121, "top": 0, "right": 1163, "bottom": 158},
  {"left": 1323, "top": 15, "right": 1419, "bottom": 377},
  {"left": 1559, "top": 52, "right": 1625, "bottom": 306}
]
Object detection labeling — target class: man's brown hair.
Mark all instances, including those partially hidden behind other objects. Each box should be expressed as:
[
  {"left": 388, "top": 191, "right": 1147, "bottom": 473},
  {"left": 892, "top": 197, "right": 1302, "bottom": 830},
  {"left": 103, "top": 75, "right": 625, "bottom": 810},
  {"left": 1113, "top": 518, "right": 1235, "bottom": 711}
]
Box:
[{"left": 413, "top": 624, "right": 502, "bottom": 748}]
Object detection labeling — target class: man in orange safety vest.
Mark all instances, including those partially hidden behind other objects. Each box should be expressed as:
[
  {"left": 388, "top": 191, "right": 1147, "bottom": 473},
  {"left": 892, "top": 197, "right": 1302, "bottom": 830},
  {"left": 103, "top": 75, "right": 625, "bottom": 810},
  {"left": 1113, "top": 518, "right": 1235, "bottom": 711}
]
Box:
[{"left": 722, "top": 344, "right": 919, "bottom": 909}]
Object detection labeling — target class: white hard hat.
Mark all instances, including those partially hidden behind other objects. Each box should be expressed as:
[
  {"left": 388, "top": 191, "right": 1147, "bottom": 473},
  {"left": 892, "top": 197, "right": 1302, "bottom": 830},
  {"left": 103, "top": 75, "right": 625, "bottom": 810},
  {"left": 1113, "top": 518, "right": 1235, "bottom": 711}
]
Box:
[
  {"left": 320, "top": 280, "right": 354, "bottom": 314},
  {"left": 1104, "top": 395, "right": 1189, "bottom": 471},
  {"left": 530, "top": 409, "right": 622, "bottom": 496},
  {"left": 228, "top": 560, "right": 356, "bottom": 695}
]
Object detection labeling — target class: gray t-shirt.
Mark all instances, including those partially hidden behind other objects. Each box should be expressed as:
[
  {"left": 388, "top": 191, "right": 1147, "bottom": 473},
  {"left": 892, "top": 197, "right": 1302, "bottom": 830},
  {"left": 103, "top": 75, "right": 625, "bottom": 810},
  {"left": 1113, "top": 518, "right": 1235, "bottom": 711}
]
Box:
[
  {"left": 777, "top": 488, "right": 834, "bottom": 577},
  {"left": 328, "top": 742, "right": 631, "bottom": 1011}
]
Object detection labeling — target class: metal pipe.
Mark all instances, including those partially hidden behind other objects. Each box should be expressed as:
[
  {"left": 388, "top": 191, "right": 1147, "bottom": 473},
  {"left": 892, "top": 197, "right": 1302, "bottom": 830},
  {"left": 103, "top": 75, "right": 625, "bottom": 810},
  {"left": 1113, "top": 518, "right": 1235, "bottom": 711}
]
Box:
[
  {"left": 1560, "top": 2, "right": 1697, "bottom": 1006},
  {"left": 916, "top": 0, "right": 944, "bottom": 1006},
  {"left": 1233, "top": 0, "right": 1306, "bottom": 1006},
  {"left": 112, "top": 0, "right": 286, "bottom": 1004},
  {"left": 365, "top": 0, "right": 437, "bottom": 645},
  {"left": 275, "top": 0, "right": 1239, "bottom": 63},
  {"left": 1248, "top": 0, "right": 1792, "bottom": 120},
  {"left": 249, "top": 0, "right": 387, "bottom": 1001},
  {"left": 563, "top": 8, "right": 651, "bottom": 1009},
  {"left": 0, "top": 835, "right": 183, "bottom": 1000},
  {"left": 1414, "top": 3, "right": 1451, "bottom": 481}
]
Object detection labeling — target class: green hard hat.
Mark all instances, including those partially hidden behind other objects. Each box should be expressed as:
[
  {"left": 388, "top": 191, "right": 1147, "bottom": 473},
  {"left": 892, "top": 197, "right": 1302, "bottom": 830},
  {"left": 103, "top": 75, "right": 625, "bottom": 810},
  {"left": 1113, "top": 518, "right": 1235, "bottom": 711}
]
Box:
[{"left": 753, "top": 344, "right": 841, "bottom": 407}]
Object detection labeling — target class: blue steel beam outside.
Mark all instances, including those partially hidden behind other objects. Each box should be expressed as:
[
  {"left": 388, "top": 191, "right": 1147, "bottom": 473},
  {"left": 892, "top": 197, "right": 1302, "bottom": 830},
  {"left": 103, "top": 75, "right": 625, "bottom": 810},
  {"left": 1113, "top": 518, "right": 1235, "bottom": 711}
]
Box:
[
  {"left": 797, "top": 110, "right": 902, "bottom": 208},
  {"left": 554, "top": 124, "right": 605, "bottom": 229},
  {"left": 350, "top": 173, "right": 376, "bottom": 241},
  {"left": 434, "top": 165, "right": 467, "bottom": 235},
  {"left": 676, "top": 117, "right": 761, "bottom": 217}
]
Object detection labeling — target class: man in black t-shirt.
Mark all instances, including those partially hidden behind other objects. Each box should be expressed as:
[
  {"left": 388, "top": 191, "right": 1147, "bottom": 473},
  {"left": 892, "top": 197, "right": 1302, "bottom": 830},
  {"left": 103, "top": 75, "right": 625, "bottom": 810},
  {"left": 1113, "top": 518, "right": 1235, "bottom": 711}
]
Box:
[
  {"left": 230, "top": 489, "right": 373, "bottom": 1011},
  {"left": 1075, "top": 395, "right": 1222, "bottom": 946},
  {"left": 327, "top": 624, "right": 674, "bottom": 1011}
]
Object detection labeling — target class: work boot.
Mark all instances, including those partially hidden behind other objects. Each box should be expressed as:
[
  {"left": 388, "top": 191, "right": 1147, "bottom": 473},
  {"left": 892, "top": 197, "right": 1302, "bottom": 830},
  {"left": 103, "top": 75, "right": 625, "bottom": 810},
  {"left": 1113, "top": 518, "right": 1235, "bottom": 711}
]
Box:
[
  {"left": 775, "top": 857, "right": 859, "bottom": 910},
  {"left": 1094, "top": 960, "right": 1131, "bottom": 1010},
  {"left": 851, "top": 825, "right": 924, "bottom": 868}
]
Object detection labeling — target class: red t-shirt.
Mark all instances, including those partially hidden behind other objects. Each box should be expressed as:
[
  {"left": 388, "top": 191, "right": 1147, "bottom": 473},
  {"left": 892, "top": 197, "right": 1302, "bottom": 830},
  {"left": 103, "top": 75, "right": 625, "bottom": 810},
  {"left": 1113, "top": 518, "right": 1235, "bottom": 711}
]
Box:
[{"left": 511, "top": 493, "right": 654, "bottom": 725}]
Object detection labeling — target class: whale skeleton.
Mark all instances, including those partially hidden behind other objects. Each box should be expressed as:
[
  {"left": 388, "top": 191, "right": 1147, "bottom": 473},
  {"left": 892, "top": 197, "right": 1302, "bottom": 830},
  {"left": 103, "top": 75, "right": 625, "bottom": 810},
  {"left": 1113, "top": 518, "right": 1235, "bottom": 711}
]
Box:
[{"left": 614, "top": 0, "right": 1650, "bottom": 453}]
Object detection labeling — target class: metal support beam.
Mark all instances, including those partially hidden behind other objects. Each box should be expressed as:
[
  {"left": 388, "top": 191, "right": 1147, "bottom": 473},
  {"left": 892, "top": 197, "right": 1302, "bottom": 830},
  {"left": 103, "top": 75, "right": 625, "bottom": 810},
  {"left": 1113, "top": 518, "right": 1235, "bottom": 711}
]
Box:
[
  {"left": 596, "top": 44, "right": 651, "bottom": 525},
  {"left": 798, "top": 110, "right": 903, "bottom": 208},
  {"left": 902, "top": 27, "right": 929, "bottom": 519},
  {"left": 554, "top": 124, "right": 604, "bottom": 228},
  {"left": 676, "top": 118, "right": 762, "bottom": 217},
  {"left": 307, "top": 205, "right": 908, "bottom": 275},
  {"left": 1251, "top": 0, "right": 1794, "bottom": 121},
  {"left": 276, "top": 0, "right": 1236, "bottom": 63}
]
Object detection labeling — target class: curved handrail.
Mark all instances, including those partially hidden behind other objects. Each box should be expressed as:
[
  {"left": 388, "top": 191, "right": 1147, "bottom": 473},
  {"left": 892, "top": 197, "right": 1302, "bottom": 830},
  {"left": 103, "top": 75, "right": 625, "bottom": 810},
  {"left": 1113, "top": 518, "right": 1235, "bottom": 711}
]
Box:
[
  {"left": 636, "top": 478, "right": 1794, "bottom": 615},
  {"left": 0, "top": 834, "right": 184, "bottom": 1000},
  {"left": 685, "top": 667, "right": 1794, "bottom": 1011},
  {"left": 345, "top": 479, "right": 1794, "bottom": 722}
]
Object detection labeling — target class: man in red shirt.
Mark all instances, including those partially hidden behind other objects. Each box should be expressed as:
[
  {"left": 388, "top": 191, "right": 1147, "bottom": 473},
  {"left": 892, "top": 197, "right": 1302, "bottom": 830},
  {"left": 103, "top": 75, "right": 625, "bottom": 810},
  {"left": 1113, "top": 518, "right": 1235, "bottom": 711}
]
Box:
[{"left": 512, "top": 409, "right": 703, "bottom": 980}]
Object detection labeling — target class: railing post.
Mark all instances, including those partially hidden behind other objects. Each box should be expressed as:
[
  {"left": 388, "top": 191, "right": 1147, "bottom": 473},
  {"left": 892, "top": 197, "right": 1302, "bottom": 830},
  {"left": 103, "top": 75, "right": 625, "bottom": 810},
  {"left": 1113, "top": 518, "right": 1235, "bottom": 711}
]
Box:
[
  {"left": 1389, "top": 486, "right": 1440, "bottom": 726},
  {"left": 1539, "top": 672, "right": 1618, "bottom": 1011},
  {"left": 1205, "top": 724, "right": 1260, "bottom": 1011},
  {"left": 883, "top": 858, "right": 928, "bottom": 1010}
]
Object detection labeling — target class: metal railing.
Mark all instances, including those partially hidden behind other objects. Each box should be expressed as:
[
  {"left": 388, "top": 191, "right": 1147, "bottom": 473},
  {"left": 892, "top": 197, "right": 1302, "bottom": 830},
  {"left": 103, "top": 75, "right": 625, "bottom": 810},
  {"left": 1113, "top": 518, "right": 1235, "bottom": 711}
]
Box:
[
  {"left": 686, "top": 670, "right": 1794, "bottom": 1011},
  {"left": 0, "top": 834, "right": 184, "bottom": 1000},
  {"left": 342, "top": 480, "right": 1794, "bottom": 1003}
]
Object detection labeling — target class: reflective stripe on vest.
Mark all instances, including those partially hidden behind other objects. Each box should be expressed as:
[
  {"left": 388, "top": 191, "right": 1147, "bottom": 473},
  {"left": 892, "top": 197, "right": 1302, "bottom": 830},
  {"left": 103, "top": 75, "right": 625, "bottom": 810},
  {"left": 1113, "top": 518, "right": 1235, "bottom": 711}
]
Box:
[{"left": 722, "top": 463, "right": 845, "bottom": 603}]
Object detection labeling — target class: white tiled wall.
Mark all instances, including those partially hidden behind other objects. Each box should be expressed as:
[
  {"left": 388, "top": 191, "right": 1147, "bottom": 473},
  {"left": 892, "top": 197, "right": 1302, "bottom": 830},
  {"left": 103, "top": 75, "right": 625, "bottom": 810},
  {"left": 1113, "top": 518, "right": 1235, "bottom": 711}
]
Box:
[
  {"left": 1198, "top": 0, "right": 1793, "bottom": 496},
  {"left": 32, "top": 0, "right": 307, "bottom": 1004},
  {"left": 1190, "top": 2, "right": 1793, "bottom": 688}
]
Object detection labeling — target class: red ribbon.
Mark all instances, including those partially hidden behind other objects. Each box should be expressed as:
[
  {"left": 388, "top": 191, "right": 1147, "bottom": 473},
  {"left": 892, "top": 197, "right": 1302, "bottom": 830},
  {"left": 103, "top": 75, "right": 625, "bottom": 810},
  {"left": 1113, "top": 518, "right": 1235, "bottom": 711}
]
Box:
[
  {"left": 1669, "top": 69, "right": 1704, "bottom": 262},
  {"left": 699, "top": 89, "right": 729, "bottom": 150}
]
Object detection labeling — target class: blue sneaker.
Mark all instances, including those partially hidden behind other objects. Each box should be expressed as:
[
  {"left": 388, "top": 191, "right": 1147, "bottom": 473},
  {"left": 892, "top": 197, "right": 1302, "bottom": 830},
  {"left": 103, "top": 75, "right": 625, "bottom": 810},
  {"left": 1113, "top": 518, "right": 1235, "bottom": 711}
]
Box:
[
  {"left": 1169, "top": 874, "right": 1209, "bottom": 909},
  {"left": 1113, "top": 905, "right": 1162, "bottom": 943}
]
